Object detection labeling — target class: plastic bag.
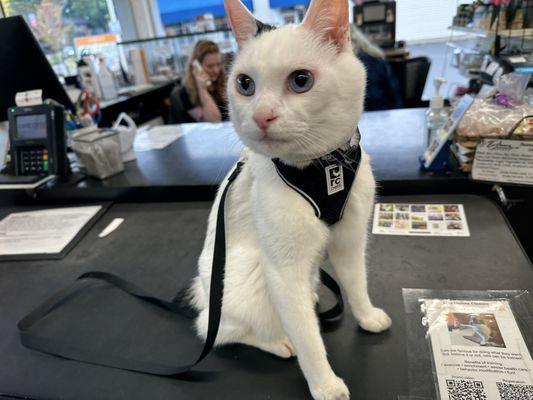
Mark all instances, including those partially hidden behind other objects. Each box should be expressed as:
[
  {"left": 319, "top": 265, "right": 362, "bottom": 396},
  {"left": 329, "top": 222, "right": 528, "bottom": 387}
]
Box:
[
  {"left": 496, "top": 72, "right": 532, "bottom": 102},
  {"left": 456, "top": 98, "right": 533, "bottom": 138}
]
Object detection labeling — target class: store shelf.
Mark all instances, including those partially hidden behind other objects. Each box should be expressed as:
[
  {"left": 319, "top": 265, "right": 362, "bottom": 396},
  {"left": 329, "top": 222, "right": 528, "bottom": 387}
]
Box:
[
  {"left": 500, "top": 28, "right": 533, "bottom": 38},
  {"left": 449, "top": 25, "right": 533, "bottom": 39},
  {"left": 445, "top": 42, "right": 483, "bottom": 54},
  {"left": 116, "top": 28, "right": 232, "bottom": 45},
  {"left": 448, "top": 25, "right": 491, "bottom": 37}
]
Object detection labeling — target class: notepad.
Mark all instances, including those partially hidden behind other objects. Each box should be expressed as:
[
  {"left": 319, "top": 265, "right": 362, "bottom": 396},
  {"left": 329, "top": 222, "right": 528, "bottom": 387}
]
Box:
[{"left": 0, "top": 205, "right": 102, "bottom": 256}]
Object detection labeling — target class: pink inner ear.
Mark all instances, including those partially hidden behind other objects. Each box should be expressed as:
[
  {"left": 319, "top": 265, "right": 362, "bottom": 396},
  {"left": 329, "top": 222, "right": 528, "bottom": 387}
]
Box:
[
  {"left": 302, "top": 0, "right": 349, "bottom": 49},
  {"left": 224, "top": 0, "right": 257, "bottom": 47}
]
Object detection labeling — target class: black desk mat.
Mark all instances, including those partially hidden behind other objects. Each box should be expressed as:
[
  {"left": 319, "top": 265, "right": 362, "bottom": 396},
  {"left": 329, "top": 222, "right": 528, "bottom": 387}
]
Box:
[{"left": 0, "top": 195, "right": 531, "bottom": 400}]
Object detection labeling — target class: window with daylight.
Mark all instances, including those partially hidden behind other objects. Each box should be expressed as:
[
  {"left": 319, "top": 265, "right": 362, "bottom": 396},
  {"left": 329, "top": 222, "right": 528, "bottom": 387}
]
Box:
[{"left": 0, "top": 0, "right": 121, "bottom": 77}]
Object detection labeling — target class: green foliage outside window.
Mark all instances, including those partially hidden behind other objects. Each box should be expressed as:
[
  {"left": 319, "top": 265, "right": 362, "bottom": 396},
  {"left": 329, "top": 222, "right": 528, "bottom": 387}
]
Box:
[{"left": 1, "top": 0, "right": 114, "bottom": 75}]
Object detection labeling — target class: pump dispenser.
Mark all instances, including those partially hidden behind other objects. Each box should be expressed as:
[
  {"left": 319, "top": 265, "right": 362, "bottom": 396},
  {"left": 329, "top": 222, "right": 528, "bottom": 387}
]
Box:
[{"left": 426, "top": 77, "right": 448, "bottom": 144}]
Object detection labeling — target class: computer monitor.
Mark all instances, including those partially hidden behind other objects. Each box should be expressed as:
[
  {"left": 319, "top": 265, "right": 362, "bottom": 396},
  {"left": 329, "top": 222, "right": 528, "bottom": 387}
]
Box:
[
  {"left": 354, "top": 1, "right": 396, "bottom": 49},
  {"left": 0, "top": 16, "right": 75, "bottom": 122}
]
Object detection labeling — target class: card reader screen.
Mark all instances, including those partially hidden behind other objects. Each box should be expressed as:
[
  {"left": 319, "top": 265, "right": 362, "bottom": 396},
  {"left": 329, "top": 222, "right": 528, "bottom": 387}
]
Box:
[{"left": 16, "top": 114, "right": 47, "bottom": 140}]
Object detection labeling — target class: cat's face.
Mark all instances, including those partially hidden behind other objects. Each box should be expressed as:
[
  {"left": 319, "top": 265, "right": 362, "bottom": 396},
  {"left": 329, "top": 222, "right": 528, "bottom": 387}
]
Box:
[{"left": 225, "top": 0, "right": 366, "bottom": 163}]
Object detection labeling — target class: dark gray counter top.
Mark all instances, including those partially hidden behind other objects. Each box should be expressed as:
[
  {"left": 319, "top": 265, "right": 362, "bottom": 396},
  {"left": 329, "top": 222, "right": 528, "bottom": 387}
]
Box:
[
  {"left": 3, "top": 109, "right": 487, "bottom": 206},
  {"left": 0, "top": 194, "right": 530, "bottom": 399}
]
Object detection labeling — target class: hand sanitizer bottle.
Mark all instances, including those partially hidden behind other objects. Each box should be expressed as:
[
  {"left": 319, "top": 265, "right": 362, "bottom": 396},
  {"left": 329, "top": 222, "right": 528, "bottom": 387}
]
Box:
[{"left": 426, "top": 77, "right": 448, "bottom": 145}]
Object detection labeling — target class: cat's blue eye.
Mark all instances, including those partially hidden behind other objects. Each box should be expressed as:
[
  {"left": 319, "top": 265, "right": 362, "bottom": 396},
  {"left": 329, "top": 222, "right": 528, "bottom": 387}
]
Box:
[
  {"left": 235, "top": 74, "right": 255, "bottom": 96},
  {"left": 288, "top": 70, "right": 314, "bottom": 94}
]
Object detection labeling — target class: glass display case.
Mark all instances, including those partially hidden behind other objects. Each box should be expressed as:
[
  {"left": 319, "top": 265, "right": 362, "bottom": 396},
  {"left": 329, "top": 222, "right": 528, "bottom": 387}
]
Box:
[{"left": 117, "top": 29, "right": 236, "bottom": 80}]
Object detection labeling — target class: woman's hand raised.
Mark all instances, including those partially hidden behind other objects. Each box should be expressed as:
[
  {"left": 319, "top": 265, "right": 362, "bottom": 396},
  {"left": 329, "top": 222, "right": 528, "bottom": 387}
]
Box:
[{"left": 193, "top": 65, "right": 211, "bottom": 90}]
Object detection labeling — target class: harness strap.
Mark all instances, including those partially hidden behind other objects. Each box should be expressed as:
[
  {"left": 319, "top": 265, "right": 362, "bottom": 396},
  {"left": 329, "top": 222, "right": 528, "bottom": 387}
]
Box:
[
  {"left": 17, "top": 161, "right": 344, "bottom": 377},
  {"left": 272, "top": 144, "right": 361, "bottom": 226}
]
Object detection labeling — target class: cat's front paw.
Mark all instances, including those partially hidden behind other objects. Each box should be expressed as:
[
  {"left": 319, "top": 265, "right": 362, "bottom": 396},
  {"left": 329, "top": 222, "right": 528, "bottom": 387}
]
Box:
[
  {"left": 310, "top": 376, "right": 350, "bottom": 400},
  {"left": 357, "top": 307, "right": 391, "bottom": 333}
]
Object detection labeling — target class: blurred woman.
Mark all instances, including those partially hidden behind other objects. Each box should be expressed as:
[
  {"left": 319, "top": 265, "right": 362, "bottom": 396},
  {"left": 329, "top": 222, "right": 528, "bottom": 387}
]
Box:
[
  {"left": 350, "top": 25, "right": 402, "bottom": 110},
  {"left": 177, "top": 40, "right": 228, "bottom": 122}
]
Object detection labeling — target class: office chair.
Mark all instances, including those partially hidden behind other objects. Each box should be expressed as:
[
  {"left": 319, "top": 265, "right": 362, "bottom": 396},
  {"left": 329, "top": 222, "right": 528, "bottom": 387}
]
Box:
[
  {"left": 388, "top": 56, "right": 431, "bottom": 108},
  {"left": 358, "top": 51, "right": 403, "bottom": 110},
  {"left": 168, "top": 85, "right": 191, "bottom": 124}
]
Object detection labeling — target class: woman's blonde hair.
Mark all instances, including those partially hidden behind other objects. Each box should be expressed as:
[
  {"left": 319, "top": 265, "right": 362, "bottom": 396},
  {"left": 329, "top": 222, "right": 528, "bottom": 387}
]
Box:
[{"left": 183, "top": 40, "right": 226, "bottom": 107}]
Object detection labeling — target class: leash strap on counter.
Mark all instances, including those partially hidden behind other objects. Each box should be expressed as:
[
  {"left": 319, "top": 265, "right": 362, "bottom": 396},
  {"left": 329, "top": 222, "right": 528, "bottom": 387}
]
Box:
[{"left": 17, "top": 161, "right": 344, "bottom": 377}]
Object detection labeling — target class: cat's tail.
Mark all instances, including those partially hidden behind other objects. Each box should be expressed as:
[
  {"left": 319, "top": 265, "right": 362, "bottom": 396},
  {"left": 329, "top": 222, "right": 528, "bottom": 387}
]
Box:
[
  {"left": 182, "top": 276, "right": 206, "bottom": 312},
  {"left": 171, "top": 276, "right": 204, "bottom": 319}
]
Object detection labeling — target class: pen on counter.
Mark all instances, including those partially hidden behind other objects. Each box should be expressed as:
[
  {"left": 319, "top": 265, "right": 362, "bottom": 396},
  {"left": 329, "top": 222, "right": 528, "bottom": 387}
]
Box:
[{"left": 98, "top": 217, "right": 124, "bottom": 238}]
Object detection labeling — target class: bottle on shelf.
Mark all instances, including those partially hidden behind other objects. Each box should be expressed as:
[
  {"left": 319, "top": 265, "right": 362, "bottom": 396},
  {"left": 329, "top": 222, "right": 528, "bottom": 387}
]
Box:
[
  {"left": 425, "top": 77, "right": 448, "bottom": 145},
  {"left": 97, "top": 55, "right": 118, "bottom": 101}
]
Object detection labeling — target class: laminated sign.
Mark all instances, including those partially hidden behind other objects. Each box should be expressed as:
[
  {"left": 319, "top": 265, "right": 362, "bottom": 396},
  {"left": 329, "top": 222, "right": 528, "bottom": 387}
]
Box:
[
  {"left": 422, "top": 299, "right": 533, "bottom": 400},
  {"left": 372, "top": 203, "right": 470, "bottom": 237},
  {"left": 472, "top": 139, "right": 533, "bottom": 186}
]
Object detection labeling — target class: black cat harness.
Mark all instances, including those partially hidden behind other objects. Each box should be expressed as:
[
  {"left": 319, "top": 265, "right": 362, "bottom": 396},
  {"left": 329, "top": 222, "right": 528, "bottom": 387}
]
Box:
[
  {"left": 273, "top": 139, "right": 361, "bottom": 226},
  {"left": 18, "top": 133, "right": 362, "bottom": 377}
]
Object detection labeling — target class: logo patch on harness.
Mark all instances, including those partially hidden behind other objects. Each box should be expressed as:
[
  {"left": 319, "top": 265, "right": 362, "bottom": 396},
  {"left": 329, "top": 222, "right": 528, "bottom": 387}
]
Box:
[{"left": 325, "top": 164, "right": 344, "bottom": 195}]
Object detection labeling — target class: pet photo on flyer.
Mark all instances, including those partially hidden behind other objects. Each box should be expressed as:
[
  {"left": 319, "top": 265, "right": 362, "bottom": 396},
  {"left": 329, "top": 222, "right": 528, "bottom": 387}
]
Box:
[{"left": 423, "top": 299, "right": 533, "bottom": 400}]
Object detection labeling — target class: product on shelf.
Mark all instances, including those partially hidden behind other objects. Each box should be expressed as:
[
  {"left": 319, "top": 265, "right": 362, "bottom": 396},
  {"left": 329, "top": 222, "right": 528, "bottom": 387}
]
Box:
[{"left": 453, "top": 98, "right": 533, "bottom": 171}]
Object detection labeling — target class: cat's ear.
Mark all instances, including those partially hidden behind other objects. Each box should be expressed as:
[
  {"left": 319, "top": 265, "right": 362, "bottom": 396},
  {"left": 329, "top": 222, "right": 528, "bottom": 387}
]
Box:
[
  {"left": 224, "top": 0, "right": 258, "bottom": 47},
  {"left": 302, "top": 0, "right": 350, "bottom": 51}
]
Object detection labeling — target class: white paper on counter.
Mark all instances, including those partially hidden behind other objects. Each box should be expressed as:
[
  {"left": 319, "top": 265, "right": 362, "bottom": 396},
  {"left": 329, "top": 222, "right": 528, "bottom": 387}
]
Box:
[
  {"left": 134, "top": 125, "right": 184, "bottom": 151},
  {"left": 178, "top": 121, "right": 235, "bottom": 136},
  {"left": 0, "top": 205, "right": 102, "bottom": 255},
  {"left": 0, "top": 122, "right": 8, "bottom": 170},
  {"left": 423, "top": 298, "right": 533, "bottom": 400}
]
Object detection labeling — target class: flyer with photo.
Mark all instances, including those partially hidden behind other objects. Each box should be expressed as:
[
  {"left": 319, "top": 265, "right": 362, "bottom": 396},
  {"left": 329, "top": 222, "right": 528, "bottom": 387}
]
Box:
[
  {"left": 422, "top": 299, "right": 533, "bottom": 400},
  {"left": 372, "top": 203, "right": 470, "bottom": 237}
]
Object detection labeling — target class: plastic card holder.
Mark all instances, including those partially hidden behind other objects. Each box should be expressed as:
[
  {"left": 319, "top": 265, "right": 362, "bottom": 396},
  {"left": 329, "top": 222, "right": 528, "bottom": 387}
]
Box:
[
  {"left": 421, "top": 95, "right": 474, "bottom": 170},
  {"left": 402, "top": 289, "right": 533, "bottom": 400}
]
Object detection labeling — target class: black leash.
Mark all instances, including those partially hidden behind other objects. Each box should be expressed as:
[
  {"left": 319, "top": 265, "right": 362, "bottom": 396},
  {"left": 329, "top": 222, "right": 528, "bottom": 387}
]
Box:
[{"left": 17, "top": 161, "right": 344, "bottom": 377}]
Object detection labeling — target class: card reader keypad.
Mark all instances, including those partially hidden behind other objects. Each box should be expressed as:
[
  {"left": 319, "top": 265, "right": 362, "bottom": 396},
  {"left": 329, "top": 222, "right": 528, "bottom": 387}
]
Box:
[{"left": 21, "top": 148, "right": 49, "bottom": 174}]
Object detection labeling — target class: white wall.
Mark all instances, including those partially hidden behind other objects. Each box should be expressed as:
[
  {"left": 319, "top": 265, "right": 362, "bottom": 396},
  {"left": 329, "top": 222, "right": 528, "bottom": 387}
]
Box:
[
  {"left": 111, "top": 0, "right": 165, "bottom": 41},
  {"left": 253, "top": 0, "right": 276, "bottom": 23},
  {"left": 252, "top": 0, "right": 355, "bottom": 26},
  {"left": 148, "top": 0, "right": 165, "bottom": 37},
  {"left": 396, "top": 0, "right": 466, "bottom": 43},
  {"left": 114, "top": 0, "right": 138, "bottom": 40}
]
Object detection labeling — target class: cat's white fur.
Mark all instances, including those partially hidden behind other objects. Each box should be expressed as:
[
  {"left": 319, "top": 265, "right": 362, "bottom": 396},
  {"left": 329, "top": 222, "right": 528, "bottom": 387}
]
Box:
[{"left": 190, "top": 1, "right": 391, "bottom": 399}]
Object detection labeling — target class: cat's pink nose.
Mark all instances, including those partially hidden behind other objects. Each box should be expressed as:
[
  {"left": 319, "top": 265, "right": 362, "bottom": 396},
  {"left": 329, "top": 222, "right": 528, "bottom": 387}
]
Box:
[{"left": 253, "top": 112, "right": 278, "bottom": 131}]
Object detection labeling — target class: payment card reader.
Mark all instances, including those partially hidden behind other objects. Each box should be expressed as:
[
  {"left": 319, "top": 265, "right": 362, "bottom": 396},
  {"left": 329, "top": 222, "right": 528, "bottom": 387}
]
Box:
[{"left": 8, "top": 104, "right": 69, "bottom": 177}]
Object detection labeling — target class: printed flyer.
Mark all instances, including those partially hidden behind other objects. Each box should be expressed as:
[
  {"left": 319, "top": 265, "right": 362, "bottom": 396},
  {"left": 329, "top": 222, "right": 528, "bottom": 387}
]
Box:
[
  {"left": 372, "top": 203, "right": 470, "bottom": 237},
  {"left": 422, "top": 299, "right": 533, "bottom": 400},
  {"left": 472, "top": 139, "right": 533, "bottom": 186}
]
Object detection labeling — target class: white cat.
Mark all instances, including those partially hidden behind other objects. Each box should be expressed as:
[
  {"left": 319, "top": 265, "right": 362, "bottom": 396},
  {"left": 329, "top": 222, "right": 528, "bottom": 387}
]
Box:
[{"left": 190, "top": 0, "right": 392, "bottom": 399}]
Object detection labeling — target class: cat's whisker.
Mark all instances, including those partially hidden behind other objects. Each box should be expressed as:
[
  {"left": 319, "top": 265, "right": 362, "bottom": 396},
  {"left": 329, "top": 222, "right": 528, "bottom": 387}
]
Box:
[
  {"left": 303, "top": 130, "right": 358, "bottom": 173},
  {"left": 297, "top": 136, "right": 327, "bottom": 169},
  {"left": 293, "top": 137, "right": 317, "bottom": 164},
  {"left": 298, "top": 132, "right": 336, "bottom": 158}
]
